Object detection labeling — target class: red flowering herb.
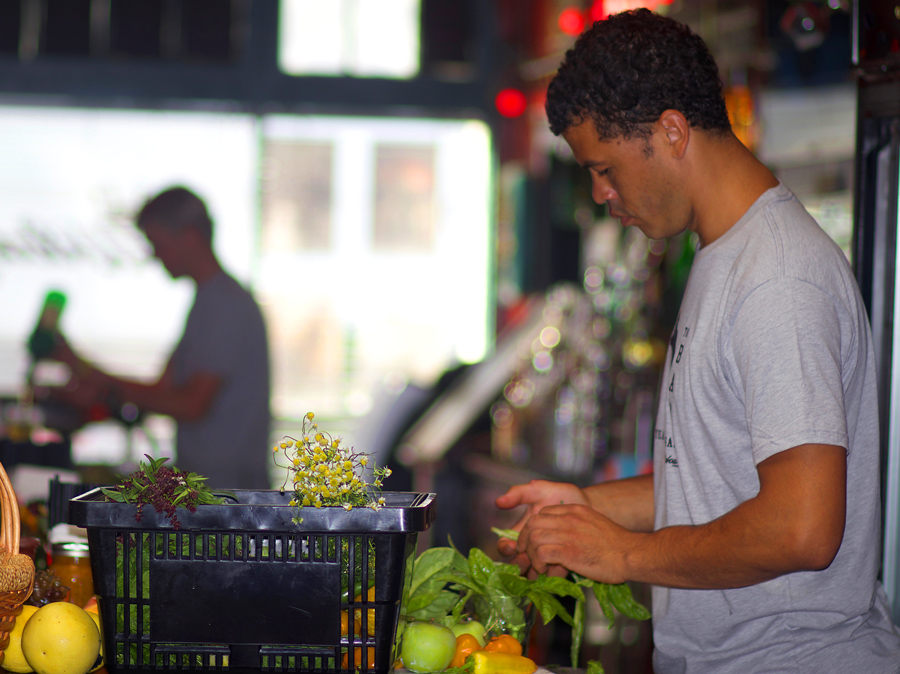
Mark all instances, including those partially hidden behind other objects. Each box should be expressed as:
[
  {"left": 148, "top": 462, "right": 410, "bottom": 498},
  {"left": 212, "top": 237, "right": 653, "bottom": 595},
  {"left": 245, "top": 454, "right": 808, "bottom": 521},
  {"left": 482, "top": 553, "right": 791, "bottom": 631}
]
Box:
[{"left": 101, "top": 455, "right": 226, "bottom": 529}]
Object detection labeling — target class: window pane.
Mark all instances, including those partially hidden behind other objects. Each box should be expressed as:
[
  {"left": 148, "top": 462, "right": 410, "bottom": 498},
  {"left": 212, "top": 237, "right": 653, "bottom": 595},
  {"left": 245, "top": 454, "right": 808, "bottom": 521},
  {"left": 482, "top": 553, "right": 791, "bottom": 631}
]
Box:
[
  {"left": 262, "top": 141, "right": 333, "bottom": 252},
  {"left": 373, "top": 144, "right": 435, "bottom": 251},
  {"left": 278, "top": 0, "right": 420, "bottom": 78}
]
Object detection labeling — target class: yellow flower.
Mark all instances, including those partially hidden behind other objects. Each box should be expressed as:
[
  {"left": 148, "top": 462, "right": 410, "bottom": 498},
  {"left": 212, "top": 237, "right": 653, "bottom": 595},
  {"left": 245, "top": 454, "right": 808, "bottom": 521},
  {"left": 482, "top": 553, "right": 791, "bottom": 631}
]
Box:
[{"left": 306, "top": 412, "right": 315, "bottom": 420}]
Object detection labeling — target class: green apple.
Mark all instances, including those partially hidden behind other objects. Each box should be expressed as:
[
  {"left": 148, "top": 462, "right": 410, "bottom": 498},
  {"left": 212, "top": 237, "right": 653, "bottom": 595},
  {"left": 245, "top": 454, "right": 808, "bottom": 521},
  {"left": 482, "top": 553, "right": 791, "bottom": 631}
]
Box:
[
  {"left": 451, "top": 619, "right": 487, "bottom": 647},
  {"left": 401, "top": 620, "right": 457, "bottom": 673}
]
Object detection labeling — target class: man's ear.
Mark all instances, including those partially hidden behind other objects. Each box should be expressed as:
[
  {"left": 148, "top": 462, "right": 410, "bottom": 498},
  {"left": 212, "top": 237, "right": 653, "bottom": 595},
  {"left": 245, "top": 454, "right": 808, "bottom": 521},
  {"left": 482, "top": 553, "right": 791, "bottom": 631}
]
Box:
[{"left": 657, "top": 109, "right": 689, "bottom": 159}]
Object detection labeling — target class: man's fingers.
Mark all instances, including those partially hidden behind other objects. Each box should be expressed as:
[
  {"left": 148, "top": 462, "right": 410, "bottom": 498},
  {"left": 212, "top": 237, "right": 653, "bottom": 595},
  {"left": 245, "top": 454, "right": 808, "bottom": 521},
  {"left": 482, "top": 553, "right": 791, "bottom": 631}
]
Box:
[
  {"left": 495, "top": 484, "right": 528, "bottom": 509},
  {"left": 497, "top": 537, "right": 518, "bottom": 557}
]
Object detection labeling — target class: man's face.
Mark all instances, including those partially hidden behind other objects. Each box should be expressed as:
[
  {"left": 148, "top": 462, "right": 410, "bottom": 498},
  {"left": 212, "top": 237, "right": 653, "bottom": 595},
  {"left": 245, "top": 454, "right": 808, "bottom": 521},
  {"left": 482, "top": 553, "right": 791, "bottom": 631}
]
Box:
[
  {"left": 561, "top": 119, "right": 691, "bottom": 241},
  {"left": 142, "top": 222, "right": 190, "bottom": 279}
]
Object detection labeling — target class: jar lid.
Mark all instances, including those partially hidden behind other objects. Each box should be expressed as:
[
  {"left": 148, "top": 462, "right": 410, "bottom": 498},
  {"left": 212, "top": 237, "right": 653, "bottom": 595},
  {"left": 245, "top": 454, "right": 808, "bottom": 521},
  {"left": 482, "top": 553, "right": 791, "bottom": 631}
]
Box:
[{"left": 51, "top": 541, "right": 90, "bottom": 558}]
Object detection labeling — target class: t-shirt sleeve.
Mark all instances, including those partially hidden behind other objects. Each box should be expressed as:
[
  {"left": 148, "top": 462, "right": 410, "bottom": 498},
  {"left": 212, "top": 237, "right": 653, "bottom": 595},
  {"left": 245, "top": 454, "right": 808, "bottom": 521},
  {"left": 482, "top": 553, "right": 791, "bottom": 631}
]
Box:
[{"left": 728, "top": 277, "right": 850, "bottom": 465}]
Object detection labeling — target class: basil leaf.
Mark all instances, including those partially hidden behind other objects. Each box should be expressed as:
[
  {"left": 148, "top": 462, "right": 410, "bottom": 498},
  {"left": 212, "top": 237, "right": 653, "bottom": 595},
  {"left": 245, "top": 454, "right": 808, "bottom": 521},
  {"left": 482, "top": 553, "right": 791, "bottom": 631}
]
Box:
[
  {"left": 593, "top": 582, "right": 616, "bottom": 628},
  {"left": 406, "top": 589, "right": 461, "bottom": 621},
  {"left": 533, "top": 574, "right": 584, "bottom": 601},
  {"left": 467, "top": 547, "right": 499, "bottom": 590},
  {"left": 497, "top": 571, "right": 531, "bottom": 597},
  {"left": 586, "top": 659, "right": 606, "bottom": 674},
  {"left": 410, "top": 547, "right": 456, "bottom": 597},
  {"left": 608, "top": 582, "right": 651, "bottom": 621}
]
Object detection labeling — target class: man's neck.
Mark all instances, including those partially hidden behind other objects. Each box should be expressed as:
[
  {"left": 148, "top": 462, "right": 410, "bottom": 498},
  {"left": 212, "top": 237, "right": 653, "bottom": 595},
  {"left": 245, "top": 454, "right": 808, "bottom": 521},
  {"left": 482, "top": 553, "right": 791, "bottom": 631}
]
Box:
[
  {"left": 191, "top": 253, "right": 224, "bottom": 285},
  {"left": 690, "top": 132, "right": 779, "bottom": 247}
]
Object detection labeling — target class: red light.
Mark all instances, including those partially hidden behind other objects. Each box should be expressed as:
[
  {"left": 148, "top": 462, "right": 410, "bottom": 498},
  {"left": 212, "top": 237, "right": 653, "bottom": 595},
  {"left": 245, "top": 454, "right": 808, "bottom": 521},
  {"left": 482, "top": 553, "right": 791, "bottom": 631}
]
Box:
[
  {"left": 590, "top": 0, "right": 606, "bottom": 21},
  {"left": 495, "top": 88, "right": 528, "bottom": 118},
  {"left": 558, "top": 7, "right": 586, "bottom": 36}
]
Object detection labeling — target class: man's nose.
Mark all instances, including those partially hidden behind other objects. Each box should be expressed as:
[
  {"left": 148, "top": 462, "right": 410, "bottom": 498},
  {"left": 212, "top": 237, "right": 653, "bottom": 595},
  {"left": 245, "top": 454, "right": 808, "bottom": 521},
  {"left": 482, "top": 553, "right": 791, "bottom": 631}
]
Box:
[{"left": 591, "top": 178, "right": 615, "bottom": 205}]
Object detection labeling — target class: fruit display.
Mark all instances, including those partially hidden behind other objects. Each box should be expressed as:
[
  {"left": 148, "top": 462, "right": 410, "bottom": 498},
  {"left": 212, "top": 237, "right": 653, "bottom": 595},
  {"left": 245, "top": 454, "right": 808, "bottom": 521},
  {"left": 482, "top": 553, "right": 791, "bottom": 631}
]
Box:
[{"left": 3, "top": 601, "right": 102, "bottom": 674}]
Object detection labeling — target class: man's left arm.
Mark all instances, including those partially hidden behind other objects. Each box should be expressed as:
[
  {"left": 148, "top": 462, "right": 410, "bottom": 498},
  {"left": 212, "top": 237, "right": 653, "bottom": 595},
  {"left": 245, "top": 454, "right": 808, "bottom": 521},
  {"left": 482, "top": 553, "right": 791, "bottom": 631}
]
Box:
[{"left": 517, "top": 442, "right": 846, "bottom": 588}]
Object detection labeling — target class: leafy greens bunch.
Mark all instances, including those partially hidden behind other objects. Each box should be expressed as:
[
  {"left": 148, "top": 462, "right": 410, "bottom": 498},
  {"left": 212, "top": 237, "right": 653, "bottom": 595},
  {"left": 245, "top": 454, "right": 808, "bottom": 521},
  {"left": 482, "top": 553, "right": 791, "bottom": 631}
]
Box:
[{"left": 402, "top": 532, "right": 649, "bottom": 670}]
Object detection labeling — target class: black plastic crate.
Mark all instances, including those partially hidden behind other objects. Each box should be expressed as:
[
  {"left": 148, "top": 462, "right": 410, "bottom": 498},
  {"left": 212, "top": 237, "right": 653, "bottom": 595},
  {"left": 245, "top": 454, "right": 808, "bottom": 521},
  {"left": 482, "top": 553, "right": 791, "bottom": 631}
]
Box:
[{"left": 68, "top": 489, "right": 436, "bottom": 674}]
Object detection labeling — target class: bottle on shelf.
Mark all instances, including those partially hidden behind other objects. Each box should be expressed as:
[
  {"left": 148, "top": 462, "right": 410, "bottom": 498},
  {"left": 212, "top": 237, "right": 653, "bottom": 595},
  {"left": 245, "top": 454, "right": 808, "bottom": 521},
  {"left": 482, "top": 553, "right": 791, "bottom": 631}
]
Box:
[{"left": 27, "top": 290, "right": 67, "bottom": 363}]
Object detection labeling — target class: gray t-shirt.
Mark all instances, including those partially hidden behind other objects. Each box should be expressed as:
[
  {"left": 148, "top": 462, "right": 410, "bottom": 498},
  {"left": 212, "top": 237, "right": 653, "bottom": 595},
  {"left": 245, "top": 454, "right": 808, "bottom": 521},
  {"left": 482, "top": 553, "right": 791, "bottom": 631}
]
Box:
[
  {"left": 652, "top": 183, "right": 900, "bottom": 673},
  {"left": 171, "top": 271, "right": 271, "bottom": 489}
]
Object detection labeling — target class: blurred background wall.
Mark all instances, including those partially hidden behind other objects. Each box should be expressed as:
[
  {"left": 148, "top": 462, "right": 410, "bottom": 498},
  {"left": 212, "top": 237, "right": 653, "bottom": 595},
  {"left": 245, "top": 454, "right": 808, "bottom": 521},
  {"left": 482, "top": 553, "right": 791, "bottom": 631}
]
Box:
[{"left": 0, "top": 0, "right": 865, "bottom": 472}]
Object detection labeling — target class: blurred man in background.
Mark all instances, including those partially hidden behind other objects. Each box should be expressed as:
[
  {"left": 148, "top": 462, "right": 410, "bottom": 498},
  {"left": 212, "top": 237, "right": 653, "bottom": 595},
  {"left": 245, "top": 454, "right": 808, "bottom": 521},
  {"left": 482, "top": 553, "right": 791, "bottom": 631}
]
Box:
[{"left": 48, "top": 186, "right": 272, "bottom": 489}]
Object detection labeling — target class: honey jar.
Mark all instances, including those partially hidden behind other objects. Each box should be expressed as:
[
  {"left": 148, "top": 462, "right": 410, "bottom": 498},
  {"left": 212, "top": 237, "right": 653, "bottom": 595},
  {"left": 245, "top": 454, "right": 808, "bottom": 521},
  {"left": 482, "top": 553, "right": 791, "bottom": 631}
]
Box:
[{"left": 50, "top": 541, "right": 94, "bottom": 608}]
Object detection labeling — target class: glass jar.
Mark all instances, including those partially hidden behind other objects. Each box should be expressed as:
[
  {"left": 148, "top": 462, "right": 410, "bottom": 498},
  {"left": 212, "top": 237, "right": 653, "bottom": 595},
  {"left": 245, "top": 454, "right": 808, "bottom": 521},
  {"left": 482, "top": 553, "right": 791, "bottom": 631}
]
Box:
[{"left": 51, "top": 541, "right": 94, "bottom": 608}]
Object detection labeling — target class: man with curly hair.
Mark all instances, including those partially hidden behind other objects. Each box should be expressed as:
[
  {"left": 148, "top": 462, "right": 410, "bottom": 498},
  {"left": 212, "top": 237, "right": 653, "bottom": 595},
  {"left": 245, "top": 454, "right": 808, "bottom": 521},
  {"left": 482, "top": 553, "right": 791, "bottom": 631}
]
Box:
[{"left": 497, "top": 9, "right": 900, "bottom": 672}]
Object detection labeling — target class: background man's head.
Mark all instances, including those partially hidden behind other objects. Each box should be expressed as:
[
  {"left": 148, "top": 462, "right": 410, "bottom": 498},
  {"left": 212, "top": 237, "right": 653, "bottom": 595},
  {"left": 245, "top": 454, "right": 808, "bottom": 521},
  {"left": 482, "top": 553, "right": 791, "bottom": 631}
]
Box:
[
  {"left": 545, "top": 9, "right": 732, "bottom": 142},
  {"left": 136, "top": 186, "right": 215, "bottom": 279},
  {"left": 136, "top": 186, "right": 214, "bottom": 243}
]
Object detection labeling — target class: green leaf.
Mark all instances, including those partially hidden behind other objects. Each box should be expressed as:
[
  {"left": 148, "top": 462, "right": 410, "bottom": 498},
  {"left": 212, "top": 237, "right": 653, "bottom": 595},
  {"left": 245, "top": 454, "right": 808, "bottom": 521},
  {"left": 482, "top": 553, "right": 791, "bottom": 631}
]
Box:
[
  {"left": 532, "top": 574, "right": 584, "bottom": 601},
  {"left": 528, "top": 591, "right": 561, "bottom": 625},
  {"left": 592, "top": 583, "right": 616, "bottom": 628},
  {"left": 491, "top": 526, "right": 519, "bottom": 541},
  {"left": 586, "top": 659, "right": 606, "bottom": 674},
  {"left": 494, "top": 562, "right": 522, "bottom": 577},
  {"left": 102, "top": 488, "right": 126, "bottom": 502},
  {"left": 467, "top": 547, "right": 499, "bottom": 590},
  {"left": 410, "top": 547, "right": 457, "bottom": 597},
  {"left": 406, "top": 589, "right": 462, "bottom": 621},
  {"left": 526, "top": 589, "right": 567, "bottom": 626},
  {"left": 497, "top": 571, "right": 531, "bottom": 597},
  {"left": 608, "top": 583, "right": 651, "bottom": 621},
  {"left": 440, "top": 573, "right": 486, "bottom": 595}
]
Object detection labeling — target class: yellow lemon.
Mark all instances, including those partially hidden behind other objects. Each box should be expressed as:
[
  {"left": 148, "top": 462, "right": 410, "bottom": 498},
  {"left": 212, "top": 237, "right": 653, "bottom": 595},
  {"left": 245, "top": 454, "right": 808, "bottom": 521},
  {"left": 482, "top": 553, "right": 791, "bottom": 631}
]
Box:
[
  {"left": 2, "top": 604, "right": 39, "bottom": 673},
  {"left": 85, "top": 612, "right": 103, "bottom": 673},
  {"left": 21, "top": 602, "right": 100, "bottom": 674}
]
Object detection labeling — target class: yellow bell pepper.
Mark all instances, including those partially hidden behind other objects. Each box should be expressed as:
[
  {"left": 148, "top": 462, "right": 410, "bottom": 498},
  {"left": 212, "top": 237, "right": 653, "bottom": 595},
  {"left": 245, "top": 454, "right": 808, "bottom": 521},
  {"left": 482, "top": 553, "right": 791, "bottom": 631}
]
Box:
[{"left": 467, "top": 650, "right": 537, "bottom": 674}]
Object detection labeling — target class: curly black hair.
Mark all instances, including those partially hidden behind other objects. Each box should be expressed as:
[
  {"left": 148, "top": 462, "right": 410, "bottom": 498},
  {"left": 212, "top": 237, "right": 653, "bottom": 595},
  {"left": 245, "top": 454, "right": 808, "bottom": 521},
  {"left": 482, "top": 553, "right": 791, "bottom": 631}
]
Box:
[{"left": 545, "top": 9, "right": 731, "bottom": 140}]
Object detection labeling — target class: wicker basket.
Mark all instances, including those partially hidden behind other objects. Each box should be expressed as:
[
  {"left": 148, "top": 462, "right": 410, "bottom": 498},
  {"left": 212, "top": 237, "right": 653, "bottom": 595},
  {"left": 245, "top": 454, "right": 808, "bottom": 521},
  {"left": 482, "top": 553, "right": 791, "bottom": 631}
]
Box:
[{"left": 0, "top": 460, "right": 35, "bottom": 666}]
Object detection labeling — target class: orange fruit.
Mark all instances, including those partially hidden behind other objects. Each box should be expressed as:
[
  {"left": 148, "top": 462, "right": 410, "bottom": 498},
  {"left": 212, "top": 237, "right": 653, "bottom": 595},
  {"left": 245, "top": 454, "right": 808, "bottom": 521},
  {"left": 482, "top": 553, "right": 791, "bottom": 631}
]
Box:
[
  {"left": 342, "top": 647, "right": 376, "bottom": 670},
  {"left": 353, "top": 587, "right": 376, "bottom": 634},
  {"left": 340, "top": 610, "right": 361, "bottom": 636}
]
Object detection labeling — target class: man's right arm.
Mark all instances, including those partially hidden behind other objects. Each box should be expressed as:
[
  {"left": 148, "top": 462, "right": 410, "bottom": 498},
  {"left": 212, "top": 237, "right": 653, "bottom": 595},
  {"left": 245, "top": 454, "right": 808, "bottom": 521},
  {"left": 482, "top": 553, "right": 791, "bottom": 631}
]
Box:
[
  {"left": 46, "top": 336, "right": 221, "bottom": 423},
  {"left": 495, "top": 474, "right": 654, "bottom": 568}
]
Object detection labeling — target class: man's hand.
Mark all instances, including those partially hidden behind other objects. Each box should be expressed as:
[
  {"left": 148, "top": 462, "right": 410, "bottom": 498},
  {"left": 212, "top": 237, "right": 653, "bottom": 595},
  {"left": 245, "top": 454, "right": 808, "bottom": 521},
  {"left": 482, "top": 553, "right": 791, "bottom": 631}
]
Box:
[
  {"left": 516, "top": 504, "right": 635, "bottom": 584},
  {"left": 46, "top": 331, "right": 82, "bottom": 369},
  {"left": 495, "top": 480, "right": 590, "bottom": 576}
]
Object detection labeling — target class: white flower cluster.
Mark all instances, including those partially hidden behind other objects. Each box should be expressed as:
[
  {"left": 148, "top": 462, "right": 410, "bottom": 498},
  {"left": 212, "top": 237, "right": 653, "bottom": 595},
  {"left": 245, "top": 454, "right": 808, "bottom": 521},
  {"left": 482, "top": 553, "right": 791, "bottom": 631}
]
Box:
[{"left": 274, "top": 412, "right": 392, "bottom": 523}]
